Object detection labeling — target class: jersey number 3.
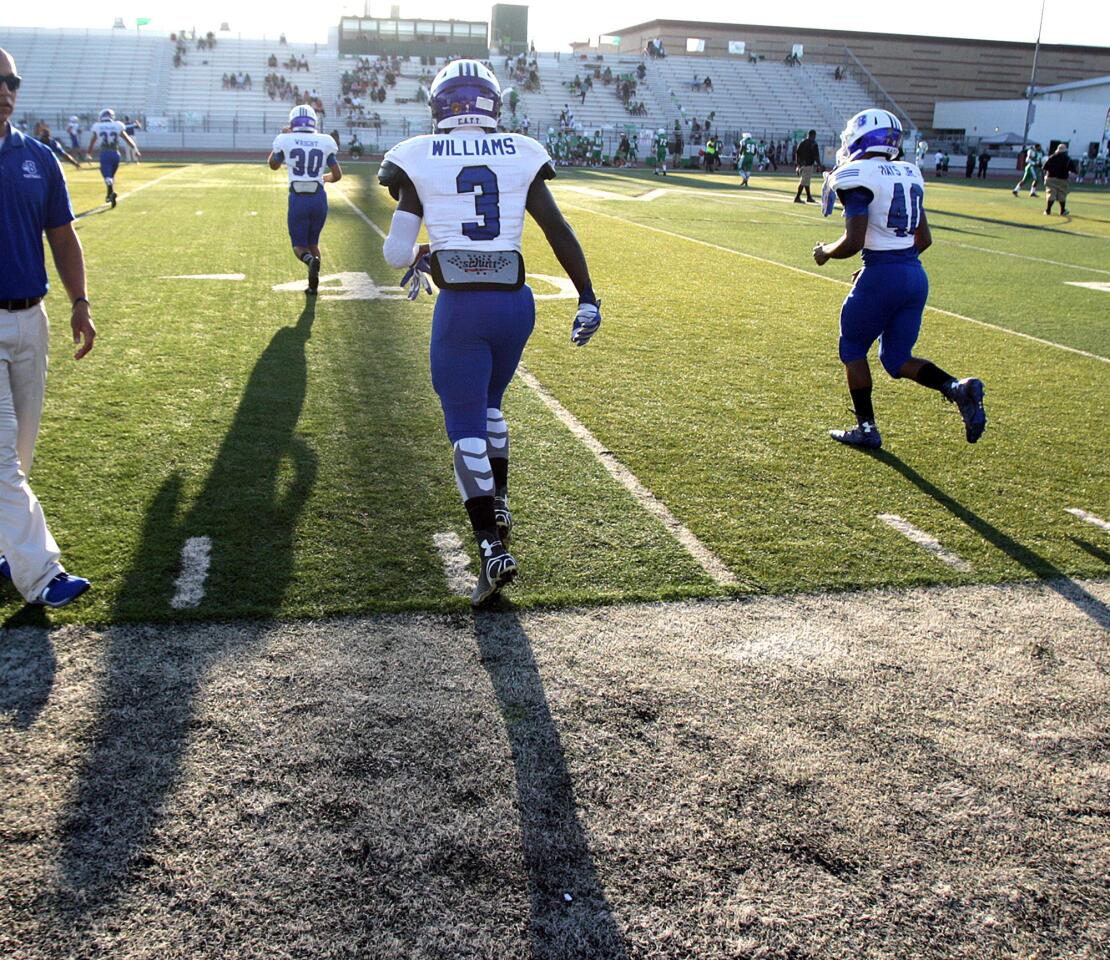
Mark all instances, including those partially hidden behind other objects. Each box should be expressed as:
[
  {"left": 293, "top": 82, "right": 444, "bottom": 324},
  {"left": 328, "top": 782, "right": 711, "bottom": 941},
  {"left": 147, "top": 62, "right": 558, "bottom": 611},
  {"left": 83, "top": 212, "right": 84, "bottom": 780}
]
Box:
[
  {"left": 887, "top": 182, "right": 924, "bottom": 238},
  {"left": 456, "top": 165, "right": 501, "bottom": 241}
]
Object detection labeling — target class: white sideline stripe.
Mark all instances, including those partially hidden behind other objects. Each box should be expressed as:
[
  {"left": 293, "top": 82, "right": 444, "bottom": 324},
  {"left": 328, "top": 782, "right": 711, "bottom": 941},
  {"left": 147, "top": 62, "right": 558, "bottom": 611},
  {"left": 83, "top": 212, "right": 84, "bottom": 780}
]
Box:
[
  {"left": 170, "top": 536, "right": 212, "bottom": 609},
  {"left": 337, "top": 188, "right": 388, "bottom": 239},
  {"left": 342, "top": 191, "right": 739, "bottom": 587},
  {"left": 877, "top": 515, "right": 971, "bottom": 572},
  {"left": 949, "top": 242, "right": 1110, "bottom": 277},
  {"left": 433, "top": 531, "right": 474, "bottom": 596},
  {"left": 1065, "top": 508, "right": 1110, "bottom": 533},
  {"left": 517, "top": 366, "right": 739, "bottom": 587},
  {"left": 76, "top": 165, "right": 188, "bottom": 218},
  {"left": 561, "top": 202, "right": 1110, "bottom": 365}
]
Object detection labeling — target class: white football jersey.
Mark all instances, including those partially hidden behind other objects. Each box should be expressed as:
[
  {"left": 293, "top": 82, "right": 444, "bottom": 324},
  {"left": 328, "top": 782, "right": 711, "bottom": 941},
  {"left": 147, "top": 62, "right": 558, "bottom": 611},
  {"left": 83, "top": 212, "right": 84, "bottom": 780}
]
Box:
[
  {"left": 828, "top": 158, "right": 925, "bottom": 252},
  {"left": 382, "top": 129, "right": 554, "bottom": 253},
  {"left": 272, "top": 131, "right": 338, "bottom": 184},
  {"left": 92, "top": 120, "right": 125, "bottom": 151}
]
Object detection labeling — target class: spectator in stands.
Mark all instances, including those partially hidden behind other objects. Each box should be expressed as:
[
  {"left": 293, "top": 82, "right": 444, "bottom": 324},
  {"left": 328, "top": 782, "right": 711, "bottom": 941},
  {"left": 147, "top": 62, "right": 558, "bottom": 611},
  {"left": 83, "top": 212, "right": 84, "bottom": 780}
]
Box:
[
  {"left": 794, "top": 130, "right": 820, "bottom": 203},
  {"left": 977, "top": 149, "right": 990, "bottom": 179},
  {"left": 1042, "top": 143, "right": 1072, "bottom": 215},
  {"left": 279, "top": 33, "right": 287, "bottom": 45},
  {"left": 692, "top": 73, "right": 700, "bottom": 91},
  {"left": 703, "top": 76, "right": 713, "bottom": 92},
  {"left": 965, "top": 149, "right": 976, "bottom": 178},
  {"left": 635, "top": 63, "right": 644, "bottom": 81},
  {"left": 521, "top": 114, "right": 530, "bottom": 135}
]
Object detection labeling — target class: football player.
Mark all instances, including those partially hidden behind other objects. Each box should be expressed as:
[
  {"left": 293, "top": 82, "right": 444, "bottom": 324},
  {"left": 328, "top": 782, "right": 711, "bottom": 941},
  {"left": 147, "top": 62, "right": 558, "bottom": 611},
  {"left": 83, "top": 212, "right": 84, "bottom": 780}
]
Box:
[
  {"left": 653, "top": 128, "right": 668, "bottom": 175},
  {"left": 1013, "top": 143, "right": 1044, "bottom": 197},
  {"left": 87, "top": 108, "right": 140, "bottom": 208},
  {"left": 736, "top": 133, "right": 756, "bottom": 186},
  {"left": 378, "top": 59, "right": 601, "bottom": 606},
  {"left": 268, "top": 105, "right": 342, "bottom": 294},
  {"left": 814, "top": 109, "right": 986, "bottom": 449}
]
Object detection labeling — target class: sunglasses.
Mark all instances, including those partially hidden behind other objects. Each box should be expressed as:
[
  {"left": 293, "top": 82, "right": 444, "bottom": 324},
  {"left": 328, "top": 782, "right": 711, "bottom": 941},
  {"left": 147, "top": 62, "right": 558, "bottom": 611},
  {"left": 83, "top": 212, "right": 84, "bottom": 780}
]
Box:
[{"left": 0, "top": 74, "right": 21, "bottom": 91}]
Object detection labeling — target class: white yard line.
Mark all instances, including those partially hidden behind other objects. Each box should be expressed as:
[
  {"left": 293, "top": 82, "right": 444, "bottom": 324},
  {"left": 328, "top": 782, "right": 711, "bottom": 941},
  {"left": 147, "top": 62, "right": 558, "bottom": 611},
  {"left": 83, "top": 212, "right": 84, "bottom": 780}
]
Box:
[
  {"left": 560, "top": 201, "right": 1110, "bottom": 365},
  {"left": 877, "top": 515, "right": 971, "bottom": 572},
  {"left": 517, "top": 366, "right": 739, "bottom": 587},
  {"left": 1065, "top": 508, "right": 1110, "bottom": 533},
  {"left": 76, "top": 165, "right": 189, "bottom": 218},
  {"left": 433, "top": 531, "right": 475, "bottom": 596},
  {"left": 1065, "top": 282, "right": 1110, "bottom": 293},
  {"left": 170, "top": 536, "right": 212, "bottom": 609},
  {"left": 336, "top": 188, "right": 388, "bottom": 239},
  {"left": 342, "top": 191, "right": 739, "bottom": 588},
  {"left": 947, "top": 241, "right": 1110, "bottom": 276}
]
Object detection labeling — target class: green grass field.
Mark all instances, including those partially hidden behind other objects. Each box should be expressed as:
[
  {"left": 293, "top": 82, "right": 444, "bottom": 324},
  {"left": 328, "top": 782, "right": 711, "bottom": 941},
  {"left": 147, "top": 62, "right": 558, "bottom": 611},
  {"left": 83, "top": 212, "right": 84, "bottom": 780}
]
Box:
[{"left": 22, "top": 158, "right": 1110, "bottom": 624}]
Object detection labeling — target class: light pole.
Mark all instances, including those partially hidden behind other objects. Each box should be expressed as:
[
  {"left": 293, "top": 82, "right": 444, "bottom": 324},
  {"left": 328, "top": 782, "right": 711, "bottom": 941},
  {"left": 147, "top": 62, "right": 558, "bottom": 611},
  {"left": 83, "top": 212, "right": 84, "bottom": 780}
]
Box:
[{"left": 1021, "top": 0, "right": 1047, "bottom": 154}]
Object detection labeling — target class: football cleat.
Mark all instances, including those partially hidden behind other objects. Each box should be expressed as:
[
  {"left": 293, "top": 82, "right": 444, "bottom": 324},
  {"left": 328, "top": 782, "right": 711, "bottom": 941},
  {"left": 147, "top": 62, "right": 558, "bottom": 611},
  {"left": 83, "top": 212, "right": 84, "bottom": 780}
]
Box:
[
  {"left": 493, "top": 493, "right": 512, "bottom": 544},
  {"left": 830, "top": 421, "right": 882, "bottom": 449},
  {"left": 948, "top": 378, "right": 986, "bottom": 443},
  {"left": 31, "top": 572, "right": 91, "bottom": 608},
  {"left": 471, "top": 538, "right": 517, "bottom": 607},
  {"left": 109, "top": 191, "right": 117, "bottom": 208},
  {"left": 0, "top": 555, "right": 9, "bottom": 580},
  {"left": 307, "top": 256, "right": 321, "bottom": 293}
]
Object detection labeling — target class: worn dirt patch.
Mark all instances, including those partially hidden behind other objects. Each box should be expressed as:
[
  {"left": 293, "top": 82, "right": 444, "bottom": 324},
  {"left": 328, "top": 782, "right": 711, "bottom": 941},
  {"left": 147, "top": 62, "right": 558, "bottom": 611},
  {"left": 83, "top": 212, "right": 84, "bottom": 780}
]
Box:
[{"left": 2, "top": 579, "right": 1107, "bottom": 959}]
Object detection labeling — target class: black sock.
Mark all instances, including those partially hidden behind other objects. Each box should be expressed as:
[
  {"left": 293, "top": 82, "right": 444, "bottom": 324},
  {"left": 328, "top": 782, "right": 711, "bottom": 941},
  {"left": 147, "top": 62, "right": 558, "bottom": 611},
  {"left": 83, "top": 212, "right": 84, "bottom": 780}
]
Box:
[
  {"left": 490, "top": 457, "right": 508, "bottom": 494},
  {"left": 850, "top": 386, "right": 875, "bottom": 424},
  {"left": 914, "top": 361, "right": 957, "bottom": 395},
  {"left": 464, "top": 496, "right": 499, "bottom": 545}
]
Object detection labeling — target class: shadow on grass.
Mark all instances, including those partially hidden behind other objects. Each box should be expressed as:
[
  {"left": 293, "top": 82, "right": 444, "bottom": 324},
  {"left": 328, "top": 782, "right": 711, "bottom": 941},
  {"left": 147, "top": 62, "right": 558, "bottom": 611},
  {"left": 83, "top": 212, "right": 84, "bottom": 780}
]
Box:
[
  {"left": 873, "top": 450, "right": 1110, "bottom": 630},
  {"left": 0, "top": 604, "right": 53, "bottom": 730},
  {"left": 1069, "top": 536, "right": 1110, "bottom": 568},
  {"left": 474, "top": 608, "right": 627, "bottom": 959},
  {"left": 52, "top": 298, "right": 318, "bottom": 915}
]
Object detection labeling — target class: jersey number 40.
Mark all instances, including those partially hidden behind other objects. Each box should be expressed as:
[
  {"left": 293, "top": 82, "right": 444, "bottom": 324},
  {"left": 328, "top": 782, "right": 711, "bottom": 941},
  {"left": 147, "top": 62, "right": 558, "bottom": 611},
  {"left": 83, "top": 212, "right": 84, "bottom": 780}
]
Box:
[
  {"left": 886, "top": 182, "right": 924, "bottom": 238},
  {"left": 457, "top": 165, "right": 501, "bottom": 241}
]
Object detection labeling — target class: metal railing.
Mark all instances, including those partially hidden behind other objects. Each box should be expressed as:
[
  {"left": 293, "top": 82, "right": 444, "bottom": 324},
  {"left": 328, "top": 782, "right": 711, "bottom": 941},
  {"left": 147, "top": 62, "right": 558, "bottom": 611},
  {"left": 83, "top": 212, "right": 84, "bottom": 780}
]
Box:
[{"left": 842, "top": 47, "right": 917, "bottom": 133}]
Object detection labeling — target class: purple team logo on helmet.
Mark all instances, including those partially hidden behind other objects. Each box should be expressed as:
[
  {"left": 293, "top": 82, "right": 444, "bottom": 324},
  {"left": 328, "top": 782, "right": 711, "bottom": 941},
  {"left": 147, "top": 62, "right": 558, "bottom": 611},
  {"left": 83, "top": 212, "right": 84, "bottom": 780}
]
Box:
[
  {"left": 838, "top": 109, "right": 904, "bottom": 163},
  {"left": 430, "top": 59, "right": 501, "bottom": 131},
  {"left": 289, "top": 104, "right": 317, "bottom": 131}
]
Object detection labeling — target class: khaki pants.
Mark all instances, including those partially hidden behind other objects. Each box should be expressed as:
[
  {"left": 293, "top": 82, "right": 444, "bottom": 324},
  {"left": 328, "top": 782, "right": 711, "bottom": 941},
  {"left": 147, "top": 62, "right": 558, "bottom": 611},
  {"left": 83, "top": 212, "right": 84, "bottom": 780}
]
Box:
[
  {"left": 0, "top": 303, "right": 62, "bottom": 600},
  {"left": 797, "top": 164, "right": 815, "bottom": 188},
  {"left": 1046, "top": 177, "right": 1069, "bottom": 204}
]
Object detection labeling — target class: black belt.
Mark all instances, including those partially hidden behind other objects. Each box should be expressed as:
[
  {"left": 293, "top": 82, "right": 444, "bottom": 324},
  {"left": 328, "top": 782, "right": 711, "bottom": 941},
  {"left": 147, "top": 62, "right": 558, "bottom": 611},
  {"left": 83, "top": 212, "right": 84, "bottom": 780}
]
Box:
[{"left": 0, "top": 297, "right": 43, "bottom": 311}]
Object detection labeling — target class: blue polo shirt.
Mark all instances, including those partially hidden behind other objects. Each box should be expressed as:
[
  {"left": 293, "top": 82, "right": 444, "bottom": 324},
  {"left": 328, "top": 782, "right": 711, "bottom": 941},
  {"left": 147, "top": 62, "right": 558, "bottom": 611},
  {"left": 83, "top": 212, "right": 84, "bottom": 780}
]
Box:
[{"left": 0, "top": 126, "right": 75, "bottom": 300}]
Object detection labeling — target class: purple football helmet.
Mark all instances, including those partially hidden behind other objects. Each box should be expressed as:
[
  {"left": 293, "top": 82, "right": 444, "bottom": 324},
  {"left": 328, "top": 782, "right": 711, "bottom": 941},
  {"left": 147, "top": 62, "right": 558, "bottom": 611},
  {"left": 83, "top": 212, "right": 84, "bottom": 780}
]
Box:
[{"left": 430, "top": 59, "right": 501, "bottom": 131}]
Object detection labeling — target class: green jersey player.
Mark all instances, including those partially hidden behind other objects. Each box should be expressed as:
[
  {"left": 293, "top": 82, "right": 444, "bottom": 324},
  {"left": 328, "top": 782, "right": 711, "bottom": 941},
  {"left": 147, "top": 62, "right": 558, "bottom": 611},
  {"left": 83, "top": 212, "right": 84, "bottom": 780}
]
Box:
[
  {"left": 1013, "top": 144, "right": 1044, "bottom": 197},
  {"left": 653, "top": 129, "right": 668, "bottom": 176},
  {"left": 737, "top": 134, "right": 757, "bottom": 186}
]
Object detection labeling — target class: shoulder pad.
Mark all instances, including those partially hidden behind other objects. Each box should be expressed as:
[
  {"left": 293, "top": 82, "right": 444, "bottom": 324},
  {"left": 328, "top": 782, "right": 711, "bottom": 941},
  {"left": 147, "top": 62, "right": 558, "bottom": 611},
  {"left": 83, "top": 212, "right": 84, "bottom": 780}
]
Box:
[
  {"left": 378, "top": 159, "right": 413, "bottom": 201},
  {"left": 534, "top": 160, "right": 556, "bottom": 182}
]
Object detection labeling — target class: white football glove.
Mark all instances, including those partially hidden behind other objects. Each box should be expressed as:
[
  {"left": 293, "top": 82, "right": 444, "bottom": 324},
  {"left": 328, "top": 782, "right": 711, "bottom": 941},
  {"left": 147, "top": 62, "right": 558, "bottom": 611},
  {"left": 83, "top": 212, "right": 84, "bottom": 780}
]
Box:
[
  {"left": 571, "top": 300, "right": 601, "bottom": 347},
  {"left": 400, "top": 254, "right": 433, "bottom": 301}
]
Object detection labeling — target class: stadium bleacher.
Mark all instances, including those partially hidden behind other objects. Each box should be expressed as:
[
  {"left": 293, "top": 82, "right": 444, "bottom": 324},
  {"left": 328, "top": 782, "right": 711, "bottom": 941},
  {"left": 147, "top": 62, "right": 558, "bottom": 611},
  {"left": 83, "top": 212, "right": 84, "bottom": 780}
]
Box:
[{"left": 1, "top": 25, "right": 872, "bottom": 154}]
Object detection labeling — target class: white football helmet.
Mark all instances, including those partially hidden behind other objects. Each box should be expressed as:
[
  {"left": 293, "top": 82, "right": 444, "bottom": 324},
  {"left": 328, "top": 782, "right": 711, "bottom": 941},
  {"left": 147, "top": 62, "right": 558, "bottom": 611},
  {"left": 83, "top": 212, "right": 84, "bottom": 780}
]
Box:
[
  {"left": 99, "top": 108, "right": 115, "bottom": 121},
  {"left": 289, "top": 104, "right": 317, "bottom": 131},
  {"left": 69, "top": 115, "right": 79, "bottom": 124},
  {"left": 837, "top": 109, "right": 903, "bottom": 165}
]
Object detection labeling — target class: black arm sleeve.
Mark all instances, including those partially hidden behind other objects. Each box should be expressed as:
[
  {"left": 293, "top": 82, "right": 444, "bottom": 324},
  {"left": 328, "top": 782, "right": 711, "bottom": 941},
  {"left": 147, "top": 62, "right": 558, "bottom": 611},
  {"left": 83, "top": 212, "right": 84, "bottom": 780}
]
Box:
[
  {"left": 533, "top": 161, "right": 556, "bottom": 184},
  {"left": 378, "top": 159, "right": 414, "bottom": 201}
]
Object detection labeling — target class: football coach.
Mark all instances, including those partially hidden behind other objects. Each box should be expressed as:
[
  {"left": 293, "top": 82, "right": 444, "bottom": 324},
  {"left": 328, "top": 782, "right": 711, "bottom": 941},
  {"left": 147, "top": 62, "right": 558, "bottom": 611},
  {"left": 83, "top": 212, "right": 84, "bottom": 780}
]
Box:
[{"left": 0, "top": 46, "right": 94, "bottom": 607}]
